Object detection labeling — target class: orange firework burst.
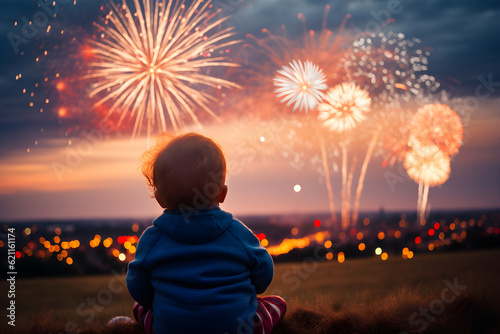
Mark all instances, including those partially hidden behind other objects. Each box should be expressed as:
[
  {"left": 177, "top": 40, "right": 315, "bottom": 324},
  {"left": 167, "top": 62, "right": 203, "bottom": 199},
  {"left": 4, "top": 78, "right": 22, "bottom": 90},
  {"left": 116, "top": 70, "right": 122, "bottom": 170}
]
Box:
[
  {"left": 410, "top": 104, "right": 463, "bottom": 156},
  {"left": 85, "top": 0, "right": 240, "bottom": 137},
  {"left": 404, "top": 145, "right": 450, "bottom": 187},
  {"left": 317, "top": 82, "right": 371, "bottom": 133}
]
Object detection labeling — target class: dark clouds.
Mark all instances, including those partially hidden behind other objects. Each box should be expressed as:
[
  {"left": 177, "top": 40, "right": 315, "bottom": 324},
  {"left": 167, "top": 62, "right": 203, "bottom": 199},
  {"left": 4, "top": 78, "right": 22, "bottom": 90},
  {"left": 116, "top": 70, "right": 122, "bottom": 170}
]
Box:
[
  {"left": 0, "top": 0, "right": 499, "bottom": 154},
  {"left": 229, "top": 0, "right": 500, "bottom": 94}
]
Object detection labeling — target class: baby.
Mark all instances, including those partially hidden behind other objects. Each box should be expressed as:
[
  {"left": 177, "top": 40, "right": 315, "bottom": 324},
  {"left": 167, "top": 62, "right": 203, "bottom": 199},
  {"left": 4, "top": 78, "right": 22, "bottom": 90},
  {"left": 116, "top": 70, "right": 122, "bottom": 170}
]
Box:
[{"left": 126, "top": 133, "right": 286, "bottom": 334}]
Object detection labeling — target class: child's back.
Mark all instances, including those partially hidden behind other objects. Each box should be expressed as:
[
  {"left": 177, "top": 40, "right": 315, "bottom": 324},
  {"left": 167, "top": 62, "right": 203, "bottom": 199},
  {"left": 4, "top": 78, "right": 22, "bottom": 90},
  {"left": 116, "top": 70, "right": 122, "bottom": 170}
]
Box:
[
  {"left": 127, "top": 207, "right": 273, "bottom": 333},
  {"left": 123, "top": 133, "right": 286, "bottom": 334}
]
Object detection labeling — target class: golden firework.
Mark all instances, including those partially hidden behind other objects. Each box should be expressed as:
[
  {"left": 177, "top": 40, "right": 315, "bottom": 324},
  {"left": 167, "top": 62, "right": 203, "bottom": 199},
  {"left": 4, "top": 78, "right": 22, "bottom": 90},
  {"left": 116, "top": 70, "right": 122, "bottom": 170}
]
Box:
[
  {"left": 410, "top": 104, "right": 463, "bottom": 156},
  {"left": 318, "top": 82, "right": 371, "bottom": 133},
  {"left": 404, "top": 145, "right": 450, "bottom": 187},
  {"left": 86, "top": 0, "right": 240, "bottom": 137}
]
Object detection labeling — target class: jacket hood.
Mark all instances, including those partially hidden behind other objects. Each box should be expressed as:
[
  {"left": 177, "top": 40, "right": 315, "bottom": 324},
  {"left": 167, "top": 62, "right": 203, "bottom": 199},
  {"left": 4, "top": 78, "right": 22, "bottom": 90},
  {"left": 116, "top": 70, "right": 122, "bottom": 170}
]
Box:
[{"left": 153, "top": 206, "right": 234, "bottom": 244}]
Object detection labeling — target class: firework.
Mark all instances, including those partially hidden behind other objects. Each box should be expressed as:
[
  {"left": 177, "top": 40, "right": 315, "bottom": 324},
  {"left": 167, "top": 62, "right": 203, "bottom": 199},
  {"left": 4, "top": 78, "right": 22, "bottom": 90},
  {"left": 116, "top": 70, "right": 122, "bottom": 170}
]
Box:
[
  {"left": 404, "top": 145, "right": 451, "bottom": 220},
  {"left": 242, "top": 7, "right": 350, "bottom": 227},
  {"left": 85, "top": 0, "right": 240, "bottom": 137},
  {"left": 344, "top": 32, "right": 440, "bottom": 111},
  {"left": 273, "top": 60, "right": 328, "bottom": 113},
  {"left": 318, "top": 82, "right": 371, "bottom": 133},
  {"left": 404, "top": 145, "right": 450, "bottom": 187},
  {"left": 410, "top": 104, "right": 463, "bottom": 156}
]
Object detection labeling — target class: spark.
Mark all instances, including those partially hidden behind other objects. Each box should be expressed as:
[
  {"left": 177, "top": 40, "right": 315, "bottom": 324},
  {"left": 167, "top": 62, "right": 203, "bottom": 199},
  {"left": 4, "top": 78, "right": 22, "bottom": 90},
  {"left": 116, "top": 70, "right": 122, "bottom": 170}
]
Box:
[
  {"left": 318, "top": 82, "right": 371, "bottom": 133},
  {"left": 85, "top": 0, "right": 240, "bottom": 137},
  {"left": 273, "top": 60, "right": 327, "bottom": 112}
]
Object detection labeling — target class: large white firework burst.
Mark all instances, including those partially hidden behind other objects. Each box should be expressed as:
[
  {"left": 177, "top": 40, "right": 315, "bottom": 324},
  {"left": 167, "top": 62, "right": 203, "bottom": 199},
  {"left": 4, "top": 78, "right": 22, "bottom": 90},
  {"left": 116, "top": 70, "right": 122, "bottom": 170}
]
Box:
[
  {"left": 85, "top": 0, "right": 240, "bottom": 136},
  {"left": 317, "top": 82, "right": 371, "bottom": 133},
  {"left": 404, "top": 144, "right": 450, "bottom": 187},
  {"left": 273, "top": 60, "right": 327, "bottom": 113}
]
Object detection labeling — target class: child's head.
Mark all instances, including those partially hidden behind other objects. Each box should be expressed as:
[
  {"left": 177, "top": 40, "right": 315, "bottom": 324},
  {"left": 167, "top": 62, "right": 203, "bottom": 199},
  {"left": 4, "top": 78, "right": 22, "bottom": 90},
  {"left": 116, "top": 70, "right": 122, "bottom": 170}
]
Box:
[{"left": 142, "top": 133, "right": 227, "bottom": 209}]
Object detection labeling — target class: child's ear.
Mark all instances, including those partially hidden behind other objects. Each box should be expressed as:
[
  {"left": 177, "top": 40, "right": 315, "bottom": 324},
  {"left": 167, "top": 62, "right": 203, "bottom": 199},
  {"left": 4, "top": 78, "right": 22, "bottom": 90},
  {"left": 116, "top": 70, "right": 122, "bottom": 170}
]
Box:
[{"left": 218, "top": 185, "right": 228, "bottom": 204}]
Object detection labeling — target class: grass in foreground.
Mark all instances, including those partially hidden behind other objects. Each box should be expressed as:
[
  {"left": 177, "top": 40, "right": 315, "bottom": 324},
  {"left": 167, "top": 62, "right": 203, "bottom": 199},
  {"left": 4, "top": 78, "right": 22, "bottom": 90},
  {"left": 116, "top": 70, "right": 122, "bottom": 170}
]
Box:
[{"left": 2, "top": 249, "right": 500, "bottom": 333}]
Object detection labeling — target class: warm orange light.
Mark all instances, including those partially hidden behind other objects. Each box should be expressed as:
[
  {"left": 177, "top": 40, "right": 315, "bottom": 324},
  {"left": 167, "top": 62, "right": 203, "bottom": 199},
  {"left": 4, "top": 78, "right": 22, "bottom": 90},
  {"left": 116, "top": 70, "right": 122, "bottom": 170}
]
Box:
[
  {"left": 66, "top": 257, "right": 73, "bottom": 265},
  {"left": 326, "top": 252, "right": 333, "bottom": 260},
  {"left": 378, "top": 232, "right": 385, "bottom": 240},
  {"left": 291, "top": 227, "right": 299, "bottom": 236},
  {"left": 381, "top": 252, "right": 388, "bottom": 261},
  {"left": 56, "top": 82, "right": 66, "bottom": 91},
  {"left": 103, "top": 237, "right": 113, "bottom": 248},
  {"left": 358, "top": 243, "right": 366, "bottom": 251},
  {"left": 82, "top": 45, "right": 94, "bottom": 59},
  {"left": 58, "top": 108, "right": 67, "bottom": 117},
  {"left": 337, "top": 252, "right": 345, "bottom": 264},
  {"left": 266, "top": 232, "right": 320, "bottom": 256},
  {"left": 395, "top": 83, "right": 408, "bottom": 90}
]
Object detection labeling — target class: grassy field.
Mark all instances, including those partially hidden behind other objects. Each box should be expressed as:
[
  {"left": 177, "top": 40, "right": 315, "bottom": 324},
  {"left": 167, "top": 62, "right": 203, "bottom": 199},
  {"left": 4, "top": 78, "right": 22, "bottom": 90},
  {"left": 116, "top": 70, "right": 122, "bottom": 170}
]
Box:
[{"left": 2, "top": 249, "right": 500, "bottom": 333}]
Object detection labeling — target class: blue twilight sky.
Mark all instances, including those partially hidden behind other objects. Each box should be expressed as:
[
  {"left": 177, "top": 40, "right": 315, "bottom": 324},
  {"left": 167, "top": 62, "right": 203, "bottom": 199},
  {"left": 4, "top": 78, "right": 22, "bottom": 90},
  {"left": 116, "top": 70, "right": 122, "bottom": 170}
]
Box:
[{"left": 0, "top": 0, "right": 499, "bottom": 220}]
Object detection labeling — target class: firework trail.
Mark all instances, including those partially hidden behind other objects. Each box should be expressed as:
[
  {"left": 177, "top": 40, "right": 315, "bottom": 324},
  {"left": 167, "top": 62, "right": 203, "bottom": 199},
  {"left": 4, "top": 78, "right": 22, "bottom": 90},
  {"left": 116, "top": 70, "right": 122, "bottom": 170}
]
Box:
[
  {"left": 273, "top": 60, "right": 328, "bottom": 113},
  {"left": 404, "top": 144, "right": 451, "bottom": 220},
  {"left": 351, "top": 128, "right": 381, "bottom": 226},
  {"left": 317, "top": 82, "right": 372, "bottom": 230},
  {"left": 85, "top": 0, "right": 240, "bottom": 138}
]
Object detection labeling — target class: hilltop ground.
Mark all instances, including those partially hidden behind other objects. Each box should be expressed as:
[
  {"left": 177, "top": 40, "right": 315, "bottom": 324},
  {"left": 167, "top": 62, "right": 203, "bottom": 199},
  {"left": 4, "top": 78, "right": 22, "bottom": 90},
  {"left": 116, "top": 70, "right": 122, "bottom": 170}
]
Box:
[{"left": 2, "top": 249, "right": 500, "bottom": 333}]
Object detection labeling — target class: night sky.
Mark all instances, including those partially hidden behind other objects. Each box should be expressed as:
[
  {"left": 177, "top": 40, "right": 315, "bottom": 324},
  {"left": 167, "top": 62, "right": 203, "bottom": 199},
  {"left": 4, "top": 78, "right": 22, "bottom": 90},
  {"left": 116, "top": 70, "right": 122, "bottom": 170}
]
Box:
[{"left": 0, "top": 0, "right": 499, "bottom": 220}]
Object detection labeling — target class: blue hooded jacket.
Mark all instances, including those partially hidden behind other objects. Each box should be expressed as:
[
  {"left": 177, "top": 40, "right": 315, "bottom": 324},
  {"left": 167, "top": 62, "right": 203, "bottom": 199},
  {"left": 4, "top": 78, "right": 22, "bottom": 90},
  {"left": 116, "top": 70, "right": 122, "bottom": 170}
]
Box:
[{"left": 126, "top": 207, "right": 274, "bottom": 334}]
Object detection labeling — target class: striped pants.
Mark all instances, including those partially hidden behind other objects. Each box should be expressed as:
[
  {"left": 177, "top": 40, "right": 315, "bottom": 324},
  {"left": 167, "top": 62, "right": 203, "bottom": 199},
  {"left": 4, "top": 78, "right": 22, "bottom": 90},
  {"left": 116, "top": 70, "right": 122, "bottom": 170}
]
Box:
[{"left": 133, "top": 295, "right": 287, "bottom": 334}]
